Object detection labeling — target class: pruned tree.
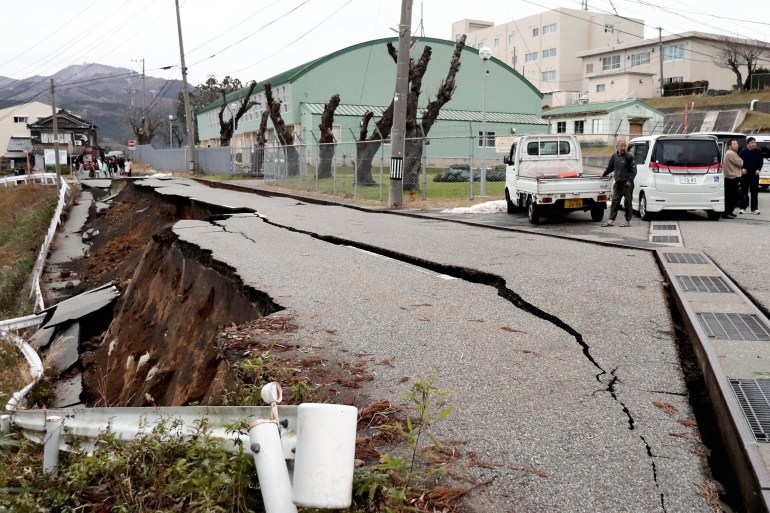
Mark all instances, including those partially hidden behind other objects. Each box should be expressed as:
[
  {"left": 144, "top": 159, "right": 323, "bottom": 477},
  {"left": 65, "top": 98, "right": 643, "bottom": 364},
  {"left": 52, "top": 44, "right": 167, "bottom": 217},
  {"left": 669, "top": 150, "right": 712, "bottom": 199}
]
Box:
[
  {"left": 354, "top": 36, "right": 466, "bottom": 190},
  {"left": 252, "top": 109, "right": 269, "bottom": 176},
  {"left": 317, "top": 94, "right": 340, "bottom": 179},
  {"left": 714, "top": 36, "right": 746, "bottom": 91},
  {"left": 218, "top": 80, "right": 258, "bottom": 146},
  {"left": 179, "top": 75, "right": 245, "bottom": 143},
  {"left": 265, "top": 82, "right": 300, "bottom": 176},
  {"left": 740, "top": 42, "right": 765, "bottom": 90},
  {"left": 128, "top": 110, "right": 165, "bottom": 145}
]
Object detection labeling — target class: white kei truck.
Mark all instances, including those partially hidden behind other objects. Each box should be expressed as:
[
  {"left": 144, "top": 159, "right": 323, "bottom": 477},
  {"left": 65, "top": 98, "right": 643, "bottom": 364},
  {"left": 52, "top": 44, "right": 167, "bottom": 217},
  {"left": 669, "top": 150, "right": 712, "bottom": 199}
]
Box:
[{"left": 503, "top": 134, "right": 612, "bottom": 224}]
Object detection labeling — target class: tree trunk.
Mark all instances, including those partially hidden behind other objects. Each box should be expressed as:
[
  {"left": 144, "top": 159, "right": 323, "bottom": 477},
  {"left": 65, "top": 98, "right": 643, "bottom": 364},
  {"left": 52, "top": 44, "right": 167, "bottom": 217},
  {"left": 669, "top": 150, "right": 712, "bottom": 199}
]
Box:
[
  {"left": 317, "top": 94, "right": 340, "bottom": 179},
  {"left": 265, "top": 83, "right": 299, "bottom": 176},
  {"left": 403, "top": 129, "right": 424, "bottom": 191},
  {"left": 355, "top": 110, "right": 388, "bottom": 185},
  {"left": 218, "top": 81, "right": 258, "bottom": 147},
  {"left": 253, "top": 110, "right": 269, "bottom": 176}
]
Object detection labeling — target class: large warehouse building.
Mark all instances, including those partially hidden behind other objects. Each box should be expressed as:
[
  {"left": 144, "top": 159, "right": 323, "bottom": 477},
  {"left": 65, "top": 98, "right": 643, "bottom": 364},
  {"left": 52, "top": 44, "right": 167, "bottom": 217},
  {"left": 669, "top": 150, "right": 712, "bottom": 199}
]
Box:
[{"left": 196, "top": 37, "right": 547, "bottom": 164}]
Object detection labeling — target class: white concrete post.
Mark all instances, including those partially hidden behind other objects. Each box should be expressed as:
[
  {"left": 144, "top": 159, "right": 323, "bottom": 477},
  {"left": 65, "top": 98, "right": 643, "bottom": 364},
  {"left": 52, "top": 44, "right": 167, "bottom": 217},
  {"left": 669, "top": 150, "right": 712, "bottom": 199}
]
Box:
[{"left": 44, "top": 416, "right": 64, "bottom": 474}]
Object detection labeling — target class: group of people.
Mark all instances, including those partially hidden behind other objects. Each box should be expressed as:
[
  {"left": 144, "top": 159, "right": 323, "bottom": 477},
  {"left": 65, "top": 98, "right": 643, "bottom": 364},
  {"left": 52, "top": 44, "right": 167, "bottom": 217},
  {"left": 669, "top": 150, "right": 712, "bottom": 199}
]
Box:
[
  {"left": 723, "top": 137, "right": 763, "bottom": 218},
  {"left": 73, "top": 155, "right": 131, "bottom": 179}
]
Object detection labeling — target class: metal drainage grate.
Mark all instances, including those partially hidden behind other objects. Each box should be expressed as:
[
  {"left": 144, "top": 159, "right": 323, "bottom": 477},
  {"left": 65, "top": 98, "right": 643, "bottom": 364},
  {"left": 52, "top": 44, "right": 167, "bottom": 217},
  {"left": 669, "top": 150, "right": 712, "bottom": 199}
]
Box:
[
  {"left": 652, "top": 235, "right": 680, "bottom": 243},
  {"left": 729, "top": 379, "right": 770, "bottom": 442},
  {"left": 663, "top": 252, "right": 707, "bottom": 264},
  {"left": 677, "top": 275, "right": 733, "bottom": 293},
  {"left": 696, "top": 312, "right": 770, "bottom": 341},
  {"left": 653, "top": 224, "right": 678, "bottom": 231}
]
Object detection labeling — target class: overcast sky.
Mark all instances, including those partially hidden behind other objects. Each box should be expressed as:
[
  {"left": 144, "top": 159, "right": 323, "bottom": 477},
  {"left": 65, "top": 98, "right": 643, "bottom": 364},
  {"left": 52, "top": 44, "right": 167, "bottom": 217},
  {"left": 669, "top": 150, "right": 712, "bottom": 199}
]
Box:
[{"left": 2, "top": 0, "right": 769, "bottom": 88}]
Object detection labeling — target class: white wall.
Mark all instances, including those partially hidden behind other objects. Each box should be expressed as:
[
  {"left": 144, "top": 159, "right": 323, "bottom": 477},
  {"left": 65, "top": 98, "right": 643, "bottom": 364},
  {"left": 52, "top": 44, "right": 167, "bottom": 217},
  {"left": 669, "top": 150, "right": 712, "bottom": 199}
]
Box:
[{"left": 0, "top": 101, "right": 52, "bottom": 157}]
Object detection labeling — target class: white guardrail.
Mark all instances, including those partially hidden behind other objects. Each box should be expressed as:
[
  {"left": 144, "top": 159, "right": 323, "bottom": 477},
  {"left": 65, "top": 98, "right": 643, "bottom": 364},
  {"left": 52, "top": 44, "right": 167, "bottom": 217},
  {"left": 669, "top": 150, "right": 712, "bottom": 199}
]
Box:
[
  {"left": 28, "top": 174, "right": 69, "bottom": 312},
  {"left": 1, "top": 314, "right": 46, "bottom": 412},
  {"left": 0, "top": 172, "right": 58, "bottom": 188}
]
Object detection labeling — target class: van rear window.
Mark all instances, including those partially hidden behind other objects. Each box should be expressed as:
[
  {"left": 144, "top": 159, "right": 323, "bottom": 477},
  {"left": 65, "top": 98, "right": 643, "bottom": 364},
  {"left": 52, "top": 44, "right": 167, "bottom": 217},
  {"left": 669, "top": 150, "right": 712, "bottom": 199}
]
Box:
[
  {"left": 651, "top": 140, "right": 720, "bottom": 167},
  {"left": 757, "top": 141, "right": 770, "bottom": 160},
  {"left": 526, "top": 140, "right": 571, "bottom": 156}
]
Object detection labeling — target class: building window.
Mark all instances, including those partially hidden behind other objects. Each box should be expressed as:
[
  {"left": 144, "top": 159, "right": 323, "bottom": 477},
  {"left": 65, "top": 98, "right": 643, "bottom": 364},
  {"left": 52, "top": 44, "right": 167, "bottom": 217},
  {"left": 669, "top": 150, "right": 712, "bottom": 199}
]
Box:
[
  {"left": 605, "top": 24, "right": 614, "bottom": 33},
  {"left": 532, "top": 27, "right": 539, "bottom": 37},
  {"left": 508, "top": 34, "right": 514, "bottom": 44},
  {"left": 596, "top": 84, "right": 606, "bottom": 92},
  {"left": 663, "top": 44, "right": 684, "bottom": 61},
  {"left": 630, "top": 52, "right": 651, "bottom": 66},
  {"left": 13, "top": 116, "right": 28, "bottom": 123},
  {"left": 494, "top": 37, "right": 500, "bottom": 47},
  {"left": 542, "top": 48, "right": 556, "bottom": 58},
  {"left": 586, "top": 63, "right": 594, "bottom": 73},
  {"left": 602, "top": 55, "right": 620, "bottom": 70},
  {"left": 557, "top": 121, "right": 566, "bottom": 133},
  {"left": 478, "top": 131, "right": 496, "bottom": 147},
  {"left": 525, "top": 52, "right": 538, "bottom": 62},
  {"left": 574, "top": 120, "right": 585, "bottom": 134},
  {"left": 543, "top": 23, "right": 556, "bottom": 34},
  {"left": 541, "top": 70, "right": 556, "bottom": 81},
  {"left": 592, "top": 119, "right": 603, "bottom": 133},
  {"left": 664, "top": 76, "right": 684, "bottom": 84}
]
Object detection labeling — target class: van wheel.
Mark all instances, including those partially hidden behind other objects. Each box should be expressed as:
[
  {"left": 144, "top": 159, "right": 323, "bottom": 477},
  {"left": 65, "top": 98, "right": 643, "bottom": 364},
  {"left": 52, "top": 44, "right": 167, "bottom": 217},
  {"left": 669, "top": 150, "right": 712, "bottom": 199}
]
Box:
[
  {"left": 707, "top": 210, "right": 722, "bottom": 221},
  {"left": 590, "top": 205, "right": 604, "bottom": 222},
  {"left": 505, "top": 189, "right": 516, "bottom": 214},
  {"left": 639, "top": 193, "right": 653, "bottom": 221},
  {"left": 527, "top": 197, "right": 540, "bottom": 225}
]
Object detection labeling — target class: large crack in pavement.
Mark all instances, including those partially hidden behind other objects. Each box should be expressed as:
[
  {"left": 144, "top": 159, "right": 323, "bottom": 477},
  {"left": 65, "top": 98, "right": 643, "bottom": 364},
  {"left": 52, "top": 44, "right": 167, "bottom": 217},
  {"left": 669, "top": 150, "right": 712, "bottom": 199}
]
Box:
[{"left": 207, "top": 212, "right": 668, "bottom": 512}]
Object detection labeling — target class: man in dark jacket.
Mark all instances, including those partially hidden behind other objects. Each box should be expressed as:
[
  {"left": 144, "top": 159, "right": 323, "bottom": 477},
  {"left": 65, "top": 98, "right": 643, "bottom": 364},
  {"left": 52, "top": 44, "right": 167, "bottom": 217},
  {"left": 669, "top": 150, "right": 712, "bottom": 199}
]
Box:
[
  {"left": 601, "top": 139, "right": 637, "bottom": 226},
  {"left": 739, "top": 136, "right": 763, "bottom": 214}
]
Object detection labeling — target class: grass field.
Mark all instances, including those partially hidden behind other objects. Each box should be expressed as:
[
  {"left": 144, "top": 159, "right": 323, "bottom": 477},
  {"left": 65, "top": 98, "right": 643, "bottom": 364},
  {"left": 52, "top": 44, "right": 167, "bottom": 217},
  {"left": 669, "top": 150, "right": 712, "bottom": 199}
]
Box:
[{"left": 0, "top": 184, "right": 58, "bottom": 318}]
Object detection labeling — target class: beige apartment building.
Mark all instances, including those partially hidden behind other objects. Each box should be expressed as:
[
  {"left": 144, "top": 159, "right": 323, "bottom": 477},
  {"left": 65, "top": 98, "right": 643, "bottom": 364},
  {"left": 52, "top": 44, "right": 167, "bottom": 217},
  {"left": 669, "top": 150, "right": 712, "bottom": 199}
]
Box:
[
  {"left": 577, "top": 31, "right": 770, "bottom": 102},
  {"left": 0, "top": 101, "right": 52, "bottom": 163},
  {"left": 452, "top": 8, "right": 644, "bottom": 106}
]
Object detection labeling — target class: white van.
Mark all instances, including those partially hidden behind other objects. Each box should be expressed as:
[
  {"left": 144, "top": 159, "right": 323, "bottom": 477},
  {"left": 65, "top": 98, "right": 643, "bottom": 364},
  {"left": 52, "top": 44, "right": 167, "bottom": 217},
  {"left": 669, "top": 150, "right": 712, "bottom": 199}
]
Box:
[
  {"left": 751, "top": 134, "right": 770, "bottom": 189},
  {"left": 626, "top": 134, "right": 724, "bottom": 221}
]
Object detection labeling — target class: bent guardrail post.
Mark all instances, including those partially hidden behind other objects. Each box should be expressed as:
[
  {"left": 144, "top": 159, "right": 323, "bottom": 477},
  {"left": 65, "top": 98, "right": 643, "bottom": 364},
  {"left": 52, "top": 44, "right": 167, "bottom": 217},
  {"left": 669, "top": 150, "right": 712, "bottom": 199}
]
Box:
[
  {"left": 43, "top": 416, "right": 64, "bottom": 474},
  {"left": 0, "top": 414, "right": 10, "bottom": 434},
  {"left": 249, "top": 382, "right": 297, "bottom": 513}
]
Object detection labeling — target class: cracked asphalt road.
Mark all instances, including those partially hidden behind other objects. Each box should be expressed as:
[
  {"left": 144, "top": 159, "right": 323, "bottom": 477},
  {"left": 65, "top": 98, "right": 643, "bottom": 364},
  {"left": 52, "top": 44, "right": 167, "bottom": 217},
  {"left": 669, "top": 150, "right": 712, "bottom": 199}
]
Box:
[{"left": 143, "top": 177, "right": 712, "bottom": 512}]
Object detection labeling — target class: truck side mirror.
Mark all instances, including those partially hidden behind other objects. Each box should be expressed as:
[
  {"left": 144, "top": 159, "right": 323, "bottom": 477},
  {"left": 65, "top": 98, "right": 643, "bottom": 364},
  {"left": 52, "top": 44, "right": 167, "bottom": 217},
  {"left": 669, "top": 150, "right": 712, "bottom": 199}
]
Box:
[{"left": 503, "top": 155, "right": 509, "bottom": 164}]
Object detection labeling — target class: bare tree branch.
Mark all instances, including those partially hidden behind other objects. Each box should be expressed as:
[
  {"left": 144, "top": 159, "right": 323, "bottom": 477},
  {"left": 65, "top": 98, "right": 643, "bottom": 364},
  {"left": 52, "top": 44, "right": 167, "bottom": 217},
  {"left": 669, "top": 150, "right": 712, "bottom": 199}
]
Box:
[{"left": 422, "top": 35, "right": 466, "bottom": 136}]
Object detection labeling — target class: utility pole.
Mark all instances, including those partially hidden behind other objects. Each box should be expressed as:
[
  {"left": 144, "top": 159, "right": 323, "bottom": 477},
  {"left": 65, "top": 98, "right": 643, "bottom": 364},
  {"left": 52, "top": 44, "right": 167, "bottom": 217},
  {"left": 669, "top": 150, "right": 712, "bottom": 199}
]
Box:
[
  {"left": 175, "top": 0, "right": 196, "bottom": 174},
  {"left": 132, "top": 58, "right": 147, "bottom": 140},
  {"left": 50, "top": 79, "right": 61, "bottom": 187},
  {"left": 658, "top": 27, "right": 664, "bottom": 96},
  {"left": 389, "top": 0, "right": 413, "bottom": 208}
]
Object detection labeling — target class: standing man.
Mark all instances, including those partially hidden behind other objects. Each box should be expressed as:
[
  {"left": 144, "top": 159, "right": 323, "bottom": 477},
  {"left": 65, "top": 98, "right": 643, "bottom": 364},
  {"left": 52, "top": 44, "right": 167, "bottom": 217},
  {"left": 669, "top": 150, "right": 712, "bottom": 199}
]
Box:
[
  {"left": 723, "top": 139, "right": 743, "bottom": 219},
  {"left": 739, "top": 136, "right": 763, "bottom": 214},
  {"left": 601, "top": 139, "right": 637, "bottom": 227}
]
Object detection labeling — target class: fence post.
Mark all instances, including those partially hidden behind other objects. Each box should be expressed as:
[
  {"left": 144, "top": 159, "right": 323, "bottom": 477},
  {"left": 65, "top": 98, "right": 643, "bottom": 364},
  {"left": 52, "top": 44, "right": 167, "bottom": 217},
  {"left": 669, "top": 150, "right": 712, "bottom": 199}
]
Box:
[
  {"left": 421, "top": 136, "right": 427, "bottom": 201},
  {"left": 43, "top": 416, "right": 63, "bottom": 475},
  {"left": 469, "top": 131, "right": 475, "bottom": 200},
  {"left": 333, "top": 149, "right": 337, "bottom": 196}
]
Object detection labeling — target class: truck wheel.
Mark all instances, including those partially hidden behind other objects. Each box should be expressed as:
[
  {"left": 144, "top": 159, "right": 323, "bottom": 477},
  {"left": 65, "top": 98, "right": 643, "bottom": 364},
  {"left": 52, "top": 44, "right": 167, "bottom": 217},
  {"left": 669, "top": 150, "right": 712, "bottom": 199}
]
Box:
[
  {"left": 527, "top": 198, "right": 540, "bottom": 225},
  {"left": 590, "top": 205, "right": 604, "bottom": 222},
  {"left": 707, "top": 210, "right": 722, "bottom": 221},
  {"left": 505, "top": 189, "right": 516, "bottom": 214},
  {"left": 639, "top": 193, "right": 653, "bottom": 221}
]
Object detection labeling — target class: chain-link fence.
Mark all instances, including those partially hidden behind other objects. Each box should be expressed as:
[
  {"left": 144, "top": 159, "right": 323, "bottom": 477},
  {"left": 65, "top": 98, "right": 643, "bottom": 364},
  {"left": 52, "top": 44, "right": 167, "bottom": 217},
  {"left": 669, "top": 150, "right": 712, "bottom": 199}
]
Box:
[{"left": 259, "top": 135, "right": 511, "bottom": 203}]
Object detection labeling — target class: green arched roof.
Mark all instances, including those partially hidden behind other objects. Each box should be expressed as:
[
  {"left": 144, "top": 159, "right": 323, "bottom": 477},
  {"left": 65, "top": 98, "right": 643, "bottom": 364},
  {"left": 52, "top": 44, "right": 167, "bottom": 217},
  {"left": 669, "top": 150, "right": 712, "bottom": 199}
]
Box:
[{"left": 198, "top": 36, "right": 541, "bottom": 114}]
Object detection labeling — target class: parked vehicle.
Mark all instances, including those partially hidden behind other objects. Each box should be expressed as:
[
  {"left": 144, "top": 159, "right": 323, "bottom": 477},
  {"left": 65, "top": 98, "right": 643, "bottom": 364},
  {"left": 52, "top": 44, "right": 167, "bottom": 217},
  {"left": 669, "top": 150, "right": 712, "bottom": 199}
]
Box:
[
  {"left": 626, "top": 134, "right": 723, "bottom": 221},
  {"left": 691, "top": 131, "right": 746, "bottom": 160},
  {"left": 503, "top": 135, "right": 611, "bottom": 224},
  {"left": 751, "top": 134, "right": 770, "bottom": 189}
]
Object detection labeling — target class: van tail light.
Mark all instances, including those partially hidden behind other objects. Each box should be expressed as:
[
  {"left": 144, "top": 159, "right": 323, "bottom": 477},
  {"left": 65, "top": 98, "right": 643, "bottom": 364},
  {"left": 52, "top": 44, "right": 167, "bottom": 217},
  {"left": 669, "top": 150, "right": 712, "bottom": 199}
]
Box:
[
  {"left": 597, "top": 194, "right": 607, "bottom": 201},
  {"left": 649, "top": 161, "right": 660, "bottom": 173},
  {"left": 707, "top": 163, "right": 722, "bottom": 174}
]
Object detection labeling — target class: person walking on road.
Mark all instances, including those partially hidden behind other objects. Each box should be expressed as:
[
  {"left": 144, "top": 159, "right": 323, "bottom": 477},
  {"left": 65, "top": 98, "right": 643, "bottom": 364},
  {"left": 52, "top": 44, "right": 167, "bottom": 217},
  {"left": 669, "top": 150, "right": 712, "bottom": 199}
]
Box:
[
  {"left": 723, "top": 139, "right": 743, "bottom": 219},
  {"left": 739, "top": 136, "right": 763, "bottom": 214},
  {"left": 601, "top": 139, "right": 637, "bottom": 227}
]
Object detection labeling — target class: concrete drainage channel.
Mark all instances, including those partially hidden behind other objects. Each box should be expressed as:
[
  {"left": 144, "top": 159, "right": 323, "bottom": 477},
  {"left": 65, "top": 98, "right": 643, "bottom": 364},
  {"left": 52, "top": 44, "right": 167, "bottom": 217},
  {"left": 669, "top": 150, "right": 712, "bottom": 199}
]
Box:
[{"left": 657, "top": 248, "right": 770, "bottom": 512}]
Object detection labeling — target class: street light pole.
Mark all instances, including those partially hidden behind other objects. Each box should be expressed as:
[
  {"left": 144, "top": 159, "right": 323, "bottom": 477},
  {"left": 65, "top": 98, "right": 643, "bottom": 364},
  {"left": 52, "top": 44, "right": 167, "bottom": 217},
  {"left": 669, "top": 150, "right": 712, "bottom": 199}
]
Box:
[
  {"left": 479, "top": 46, "right": 492, "bottom": 197},
  {"left": 169, "top": 115, "right": 174, "bottom": 149}
]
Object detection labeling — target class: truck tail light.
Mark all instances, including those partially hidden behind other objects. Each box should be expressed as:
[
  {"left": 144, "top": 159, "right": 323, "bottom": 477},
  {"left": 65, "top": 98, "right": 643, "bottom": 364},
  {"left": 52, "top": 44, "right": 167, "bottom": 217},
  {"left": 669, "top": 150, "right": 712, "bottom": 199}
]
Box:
[
  {"left": 541, "top": 197, "right": 553, "bottom": 204},
  {"left": 597, "top": 194, "right": 607, "bottom": 201}
]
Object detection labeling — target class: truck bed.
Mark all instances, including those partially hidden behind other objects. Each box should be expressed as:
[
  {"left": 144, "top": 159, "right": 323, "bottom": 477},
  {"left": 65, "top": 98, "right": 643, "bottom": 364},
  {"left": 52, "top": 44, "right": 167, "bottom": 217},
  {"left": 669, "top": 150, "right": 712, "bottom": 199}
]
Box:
[{"left": 515, "top": 175, "right": 611, "bottom": 196}]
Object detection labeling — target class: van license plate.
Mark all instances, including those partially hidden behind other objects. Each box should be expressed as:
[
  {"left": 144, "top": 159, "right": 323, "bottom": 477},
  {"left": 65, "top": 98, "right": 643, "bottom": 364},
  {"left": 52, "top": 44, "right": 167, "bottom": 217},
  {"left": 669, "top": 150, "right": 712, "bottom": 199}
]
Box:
[
  {"left": 564, "top": 199, "right": 583, "bottom": 208},
  {"left": 679, "top": 176, "right": 698, "bottom": 184},
  {"left": 761, "top": 177, "right": 770, "bottom": 185}
]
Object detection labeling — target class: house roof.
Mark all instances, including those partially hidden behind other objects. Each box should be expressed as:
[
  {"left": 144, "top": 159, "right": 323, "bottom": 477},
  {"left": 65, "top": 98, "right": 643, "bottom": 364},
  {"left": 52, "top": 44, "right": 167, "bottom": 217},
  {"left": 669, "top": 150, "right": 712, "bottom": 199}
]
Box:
[
  {"left": 7, "top": 137, "right": 32, "bottom": 152},
  {"left": 576, "top": 31, "right": 770, "bottom": 57},
  {"left": 301, "top": 103, "right": 547, "bottom": 125},
  {"left": 198, "top": 36, "right": 542, "bottom": 115},
  {"left": 541, "top": 99, "right": 664, "bottom": 118},
  {"left": 28, "top": 109, "right": 97, "bottom": 130}
]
